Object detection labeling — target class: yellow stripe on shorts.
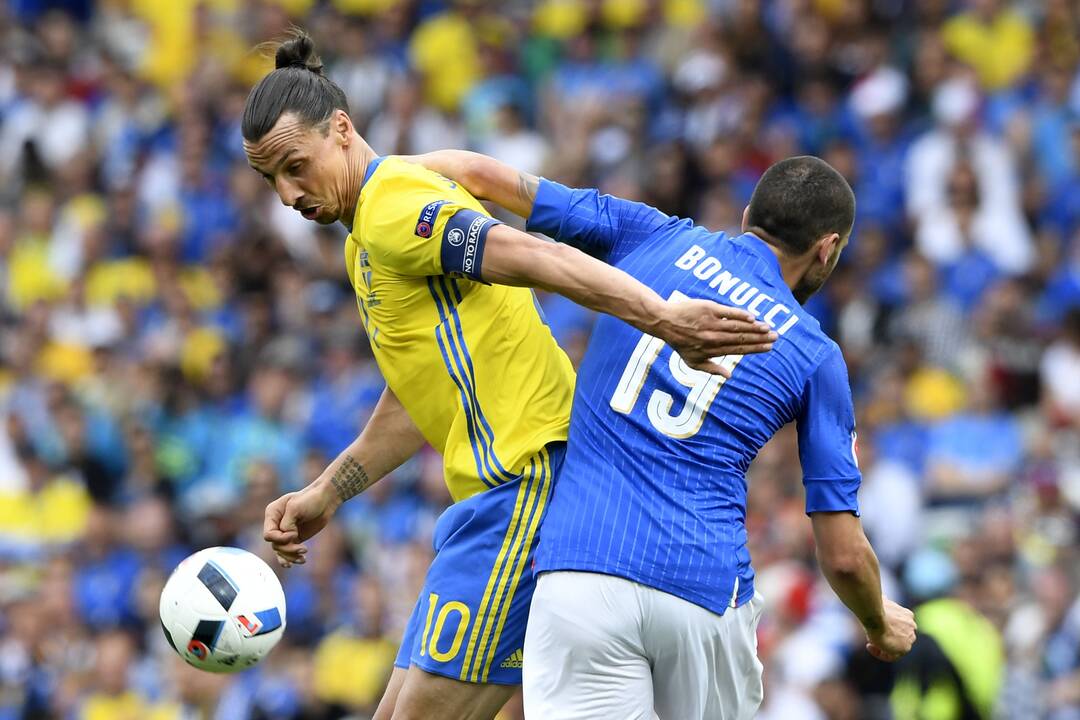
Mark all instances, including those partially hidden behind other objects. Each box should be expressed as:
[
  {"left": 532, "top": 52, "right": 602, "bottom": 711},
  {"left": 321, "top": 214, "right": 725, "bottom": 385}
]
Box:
[
  {"left": 479, "top": 448, "right": 551, "bottom": 682},
  {"left": 458, "top": 462, "right": 537, "bottom": 682}
]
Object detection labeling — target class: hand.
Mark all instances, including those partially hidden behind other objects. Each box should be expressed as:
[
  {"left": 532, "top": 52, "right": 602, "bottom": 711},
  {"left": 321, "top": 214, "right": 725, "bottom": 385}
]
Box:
[
  {"left": 653, "top": 299, "right": 777, "bottom": 375},
  {"left": 865, "top": 598, "right": 917, "bottom": 662},
  {"left": 263, "top": 480, "right": 341, "bottom": 568}
]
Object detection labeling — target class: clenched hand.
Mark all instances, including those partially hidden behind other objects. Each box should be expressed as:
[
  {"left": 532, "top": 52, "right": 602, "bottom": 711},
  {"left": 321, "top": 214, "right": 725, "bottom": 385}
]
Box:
[
  {"left": 263, "top": 480, "right": 341, "bottom": 568},
  {"left": 866, "top": 598, "right": 917, "bottom": 662}
]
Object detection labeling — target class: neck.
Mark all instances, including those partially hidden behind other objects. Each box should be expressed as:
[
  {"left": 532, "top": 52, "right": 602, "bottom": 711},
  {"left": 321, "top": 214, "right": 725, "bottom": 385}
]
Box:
[
  {"left": 339, "top": 136, "right": 377, "bottom": 232},
  {"left": 746, "top": 228, "right": 815, "bottom": 294}
]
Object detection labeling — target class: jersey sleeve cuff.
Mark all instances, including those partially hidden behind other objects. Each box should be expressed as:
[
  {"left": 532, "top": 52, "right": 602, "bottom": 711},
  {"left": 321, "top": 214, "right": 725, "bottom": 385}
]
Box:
[
  {"left": 441, "top": 209, "right": 502, "bottom": 282},
  {"left": 526, "top": 178, "right": 573, "bottom": 238},
  {"left": 803, "top": 477, "right": 861, "bottom": 516}
]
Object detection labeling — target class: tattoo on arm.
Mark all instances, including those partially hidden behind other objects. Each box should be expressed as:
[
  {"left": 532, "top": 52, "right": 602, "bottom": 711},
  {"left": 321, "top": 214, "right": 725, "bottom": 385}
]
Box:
[
  {"left": 516, "top": 172, "right": 539, "bottom": 208},
  {"left": 329, "top": 457, "right": 373, "bottom": 502}
]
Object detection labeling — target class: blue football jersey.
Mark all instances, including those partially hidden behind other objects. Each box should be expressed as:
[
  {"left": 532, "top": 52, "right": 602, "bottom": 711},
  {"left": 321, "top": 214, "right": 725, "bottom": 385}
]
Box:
[{"left": 528, "top": 180, "right": 862, "bottom": 616}]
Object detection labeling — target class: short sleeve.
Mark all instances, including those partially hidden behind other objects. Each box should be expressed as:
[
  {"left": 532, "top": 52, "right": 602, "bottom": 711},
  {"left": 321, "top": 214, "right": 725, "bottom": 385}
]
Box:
[
  {"left": 526, "top": 179, "right": 674, "bottom": 263},
  {"left": 796, "top": 344, "right": 862, "bottom": 515},
  {"left": 364, "top": 185, "right": 502, "bottom": 281}
]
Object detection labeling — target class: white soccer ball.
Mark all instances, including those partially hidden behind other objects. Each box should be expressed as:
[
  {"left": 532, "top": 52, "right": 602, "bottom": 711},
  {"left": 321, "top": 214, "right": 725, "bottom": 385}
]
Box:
[{"left": 159, "top": 546, "right": 287, "bottom": 673}]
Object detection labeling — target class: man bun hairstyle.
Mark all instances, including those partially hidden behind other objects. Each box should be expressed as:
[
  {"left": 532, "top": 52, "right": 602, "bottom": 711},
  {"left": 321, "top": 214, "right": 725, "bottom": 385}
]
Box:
[
  {"left": 746, "top": 156, "right": 856, "bottom": 256},
  {"left": 242, "top": 29, "right": 349, "bottom": 142}
]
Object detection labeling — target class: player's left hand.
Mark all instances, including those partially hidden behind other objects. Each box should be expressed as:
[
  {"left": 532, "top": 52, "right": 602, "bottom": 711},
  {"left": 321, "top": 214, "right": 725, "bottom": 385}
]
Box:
[{"left": 655, "top": 299, "right": 777, "bottom": 375}]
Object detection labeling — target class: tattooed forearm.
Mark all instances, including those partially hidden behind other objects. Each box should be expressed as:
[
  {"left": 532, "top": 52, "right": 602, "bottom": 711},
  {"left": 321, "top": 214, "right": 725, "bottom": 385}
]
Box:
[
  {"left": 329, "top": 456, "right": 373, "bottom": 502},
  {"left": 517, "top": 172, "right": 539, "bottom": 208}
]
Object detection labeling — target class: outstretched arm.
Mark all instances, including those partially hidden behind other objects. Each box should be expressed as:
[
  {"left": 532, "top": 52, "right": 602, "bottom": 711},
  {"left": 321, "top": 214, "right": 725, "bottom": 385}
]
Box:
[
  {"left": 413, "top": 150, "right": 538, "bottom": 218},
  {"left": 263, "top": 388, "right": 425, "bottom": 565},
  {"left": 479, "top": 223, "right": 775, "bottom": 372},
  {"left": 413, "top": 150, "right": 670, "bottom": 263},
  {"left": 412, "top": 152, "right": 775, "bottom": 369}
]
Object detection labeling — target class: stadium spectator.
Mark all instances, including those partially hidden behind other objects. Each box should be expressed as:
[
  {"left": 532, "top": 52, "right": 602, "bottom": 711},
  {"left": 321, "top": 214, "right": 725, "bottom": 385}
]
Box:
[{"left": 940, "top": 0, "right": 1035, "bottom": 92}]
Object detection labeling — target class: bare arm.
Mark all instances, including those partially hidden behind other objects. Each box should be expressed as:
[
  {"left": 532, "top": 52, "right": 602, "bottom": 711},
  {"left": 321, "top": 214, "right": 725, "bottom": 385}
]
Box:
[
  {"left": 812, "top": 512, "right": 886, "bottom": 631},
  {"left": 481, "top": 223, "right": 775, "bottom": 372},
  {"left": 322, "top": 387, "right": 425, "bottom": 502},
  {"left": 811, "top": 511, "right": 916, "bottom": 661},
  {"left": 263, "top": 388, "right": 426, "bottom": 564},
  {"left": 412, "top": 151, "right": 775, "bottom": 371},
  {"left": 411, "top": 150, "right": 539, "bottom": 218}
]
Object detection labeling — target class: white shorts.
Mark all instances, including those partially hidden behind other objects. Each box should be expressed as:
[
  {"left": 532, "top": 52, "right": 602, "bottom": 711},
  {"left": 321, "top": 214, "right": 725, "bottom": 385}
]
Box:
[{"left": 523, "top": 571, "right": 764, "bottom": 720}]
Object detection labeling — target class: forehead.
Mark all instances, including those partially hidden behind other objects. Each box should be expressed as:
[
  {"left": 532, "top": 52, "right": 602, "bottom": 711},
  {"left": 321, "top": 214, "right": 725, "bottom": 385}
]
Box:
[{"left": 243, "top": 114, "right": 317, "bottom": 169}]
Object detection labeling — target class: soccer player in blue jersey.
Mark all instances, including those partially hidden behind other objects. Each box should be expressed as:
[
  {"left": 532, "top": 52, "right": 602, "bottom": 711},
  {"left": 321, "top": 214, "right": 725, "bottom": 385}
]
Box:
[{"left": 419, "top": 153, "right": 918, "bottom": 719}]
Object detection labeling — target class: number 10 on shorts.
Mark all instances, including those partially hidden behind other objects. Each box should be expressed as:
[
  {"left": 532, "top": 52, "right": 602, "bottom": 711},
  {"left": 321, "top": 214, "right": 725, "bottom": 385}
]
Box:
[{"left": 420, "top": 592, "right": 472, "bottom": 662}]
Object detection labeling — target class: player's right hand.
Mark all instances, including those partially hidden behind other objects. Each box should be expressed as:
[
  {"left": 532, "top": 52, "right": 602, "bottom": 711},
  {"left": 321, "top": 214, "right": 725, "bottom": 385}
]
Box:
[
  {"left": 865, "top": 598, "right": 917, "bottom": 662},
  {"left": 656, "top": 299, "right": 777, "bottom": 375},
  {"left": 262, "top": 480, "right": 341, "bottom": 568}
]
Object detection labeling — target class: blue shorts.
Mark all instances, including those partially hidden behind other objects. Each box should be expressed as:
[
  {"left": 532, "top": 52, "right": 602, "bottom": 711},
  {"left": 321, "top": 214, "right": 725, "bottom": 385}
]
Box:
[{"left": 395, "top": 443, "right": 564, "bottom": 686}]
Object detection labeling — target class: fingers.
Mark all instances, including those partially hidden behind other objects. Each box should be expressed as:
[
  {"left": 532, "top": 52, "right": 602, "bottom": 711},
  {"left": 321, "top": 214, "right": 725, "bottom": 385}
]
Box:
[
  {"left": 703, "top": 342, "right": 775, "bottom": 357},
  {"left": 696, "top": 328, "right": 778, "bottom": 352},
  {"left": 279, "top": 496, "right": 301, "bottom": 539},
  {"left": 866, "top": 643, "right": 896, "bottom": 662},
  {"left": 687, "top": 359, "right": 731, "bottom": 377},
  {"left": 699, "top": 304, "right": 774, "bottom": 333},
  {"left": 704, "top": 317, "right": 775, "bottom": 338},
  {"left": 690, "top": 300, "right": 755, "bottom": 324},
  {"left": 273, "top": 542, "right": 307, "bottom": 568},
  {"left": 263, "top": 494, "right": 298, "bottom": 544}
]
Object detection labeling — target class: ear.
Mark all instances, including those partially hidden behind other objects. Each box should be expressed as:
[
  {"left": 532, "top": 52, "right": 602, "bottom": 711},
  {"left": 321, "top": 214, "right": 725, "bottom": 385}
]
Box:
[
  {"left": 741, "top": 205, "right": 750, "bottom": 233},
  {"left": 817, "top": 232, "right": 840, "bottom": 264},
  {"left": 332, "top": 109, "right": 353, "bottom": 145}
]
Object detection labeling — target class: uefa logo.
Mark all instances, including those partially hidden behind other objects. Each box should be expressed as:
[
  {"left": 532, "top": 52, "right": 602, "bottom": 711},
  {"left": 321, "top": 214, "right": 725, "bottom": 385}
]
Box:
[{"left": 447, "top": 228, "right": 466, "bottom": 247}]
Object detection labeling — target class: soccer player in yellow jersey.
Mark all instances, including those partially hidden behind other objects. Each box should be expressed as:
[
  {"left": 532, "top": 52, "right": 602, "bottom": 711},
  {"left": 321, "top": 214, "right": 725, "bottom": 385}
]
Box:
[{"left": 243, "top": 32, "right": 775, "bottom": 720}]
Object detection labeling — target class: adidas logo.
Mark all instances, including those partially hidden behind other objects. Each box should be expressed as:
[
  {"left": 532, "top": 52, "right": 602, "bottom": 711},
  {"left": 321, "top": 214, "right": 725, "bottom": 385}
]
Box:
[{"left": 500, "top": 649, "right": 524, "bottom": 669}]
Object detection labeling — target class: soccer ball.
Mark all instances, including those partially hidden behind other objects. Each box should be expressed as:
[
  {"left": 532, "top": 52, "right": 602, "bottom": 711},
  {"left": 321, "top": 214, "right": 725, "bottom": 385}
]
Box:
[{"left": 159, "top": 546, "right": 287, "bottom": 673}]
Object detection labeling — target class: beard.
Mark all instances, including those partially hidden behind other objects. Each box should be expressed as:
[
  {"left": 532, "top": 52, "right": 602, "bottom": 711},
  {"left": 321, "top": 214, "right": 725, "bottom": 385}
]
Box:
[
  {"left": 794, "top": 244, "right": 844, "bottom": 303},
  {"left": 793, "top": 270, "right": 827, "bottom": 304}
]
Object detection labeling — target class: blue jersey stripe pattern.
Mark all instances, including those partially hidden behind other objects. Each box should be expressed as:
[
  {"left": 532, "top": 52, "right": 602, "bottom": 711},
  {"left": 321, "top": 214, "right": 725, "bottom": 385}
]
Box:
[
  {"left": 529, "top": 181, "right": 861, "bottom": 616},
  {"left": 427, "top": 277, "right": 507, "bottom": 487},
  {"left": 444, "top": 278, "right": 516, "bottom": 481}
]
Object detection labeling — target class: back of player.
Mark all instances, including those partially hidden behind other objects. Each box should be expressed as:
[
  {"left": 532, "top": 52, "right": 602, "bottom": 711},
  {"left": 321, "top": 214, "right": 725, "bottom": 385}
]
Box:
[{"left": 523, "top": 161, "right": 862, "bottom": 719}]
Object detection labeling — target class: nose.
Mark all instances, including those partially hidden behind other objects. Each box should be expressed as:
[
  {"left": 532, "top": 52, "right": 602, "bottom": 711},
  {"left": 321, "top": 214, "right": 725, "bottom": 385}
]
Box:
[{"left": 274, "top": 177, "right": 302, "bottom": 208}]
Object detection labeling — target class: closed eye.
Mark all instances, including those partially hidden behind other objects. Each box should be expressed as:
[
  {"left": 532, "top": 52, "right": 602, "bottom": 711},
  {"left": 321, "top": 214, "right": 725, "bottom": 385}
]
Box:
[{"left": 287, "top": 160, "right": 304, "bottom": 175}]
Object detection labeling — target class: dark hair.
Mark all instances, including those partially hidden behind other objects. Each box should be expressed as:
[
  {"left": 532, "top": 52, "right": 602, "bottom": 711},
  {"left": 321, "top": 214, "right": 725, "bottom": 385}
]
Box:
[
  {"left": 745, "top": 156, "right": 855, "bottom": 255},
  {"left": 241, "top": 30, "right": 349, "bottom": 142}
]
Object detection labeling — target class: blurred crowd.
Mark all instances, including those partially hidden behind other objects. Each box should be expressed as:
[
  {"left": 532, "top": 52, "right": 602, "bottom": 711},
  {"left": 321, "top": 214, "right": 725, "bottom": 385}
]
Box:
[{"left": 0, "top": 0, "right": 1078, "bottom": 718}]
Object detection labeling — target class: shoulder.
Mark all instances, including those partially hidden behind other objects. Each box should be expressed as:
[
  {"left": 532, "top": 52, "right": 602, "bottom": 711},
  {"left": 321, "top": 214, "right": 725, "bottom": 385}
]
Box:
[
  {"left": 359, "top": 158, "right": 469, "bottom": 237},
  {"left": 364, "top": 156, "right": 458, "bottom": 198},
  {"left": 784, "top": 317, "right": 844, "bottom": 390},
  {"left": 781, "top": 302, "right": 830, "bottom": 356}
]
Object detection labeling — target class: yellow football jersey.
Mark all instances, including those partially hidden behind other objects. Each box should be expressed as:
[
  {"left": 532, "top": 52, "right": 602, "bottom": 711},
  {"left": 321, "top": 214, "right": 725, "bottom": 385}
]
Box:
[{"left": 344, "top": 157, "right": 575, "bottom": 502}]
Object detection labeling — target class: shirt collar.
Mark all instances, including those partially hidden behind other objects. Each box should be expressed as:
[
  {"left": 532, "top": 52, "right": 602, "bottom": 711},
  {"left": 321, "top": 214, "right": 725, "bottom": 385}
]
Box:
[
  {"left": 732, "top": 231, "right": 784, "bottom": 279},
  {"left": 350, "top": 156, "right": 385, "bottom": 235},
  {"left": 361, "top": 156, "right": 384, "bottom": 189}
]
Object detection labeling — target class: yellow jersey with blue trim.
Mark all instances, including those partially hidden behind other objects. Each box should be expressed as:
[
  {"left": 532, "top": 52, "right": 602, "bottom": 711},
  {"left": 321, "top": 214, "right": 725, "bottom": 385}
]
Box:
[{"left": 344, "top": 156, "right": 575, "bottom": 502}]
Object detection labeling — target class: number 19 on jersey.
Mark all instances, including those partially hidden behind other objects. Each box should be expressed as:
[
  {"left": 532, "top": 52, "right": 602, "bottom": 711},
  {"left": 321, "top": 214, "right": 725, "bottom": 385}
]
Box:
[{"left": 610, "top": 292, "right": 742, "bottom": 440}]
